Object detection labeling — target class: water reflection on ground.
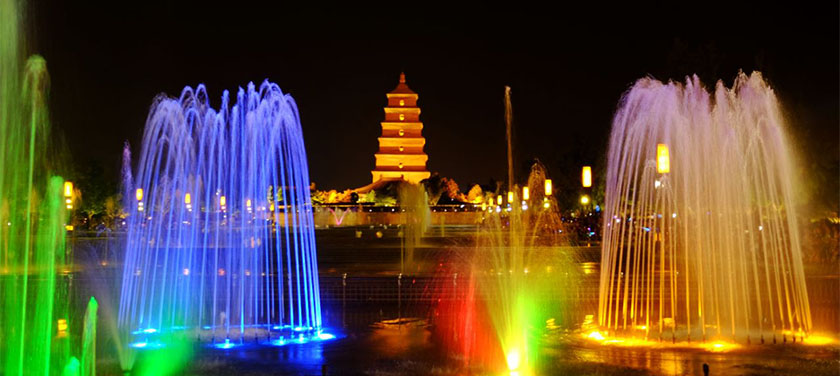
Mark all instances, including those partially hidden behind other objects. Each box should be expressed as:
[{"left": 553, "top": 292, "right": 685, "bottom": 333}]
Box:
[
  {"left": 168, "top": 280, "right": 839, "bottom": 375},
  {"left": 72, "top": 239, "right": 838, "bottom": 375}
]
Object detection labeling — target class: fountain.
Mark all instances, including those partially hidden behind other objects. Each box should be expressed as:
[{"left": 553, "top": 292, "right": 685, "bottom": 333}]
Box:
[
  {"left": 598, "top": 72, "right": 812, "bottom": 344},
  {"left": 118, "top": 81, "right": 325, "bottom": 347},
  {"left": 434, "top": 163, "right": 579, "bottom": 375},
  {"left": 398, "top": 182, "right": 430, "bottom": 274},
  {"left": 0, "top": 0, "right": 74, "bottom": 374}
]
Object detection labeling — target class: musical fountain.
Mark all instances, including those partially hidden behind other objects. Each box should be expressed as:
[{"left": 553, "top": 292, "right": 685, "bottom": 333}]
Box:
[
  {"left": 597, "top": 72, "right": 812, "bottom": 345},
  {"left": 0, "top": 0, "right": 78, "bottom": 373},
  {"left": 118, "top": 81, "right": 327, "bottom": 349}
]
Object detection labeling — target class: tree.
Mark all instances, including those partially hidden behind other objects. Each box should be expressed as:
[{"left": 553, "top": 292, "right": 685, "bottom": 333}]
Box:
[{"left": 466, "top": 184, "right": 483, "bottom": 203}]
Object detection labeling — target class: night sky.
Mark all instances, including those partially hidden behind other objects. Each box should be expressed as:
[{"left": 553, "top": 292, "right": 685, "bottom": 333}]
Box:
[{"left": 28, "top": 1, "right": 839, "bottom": 209}]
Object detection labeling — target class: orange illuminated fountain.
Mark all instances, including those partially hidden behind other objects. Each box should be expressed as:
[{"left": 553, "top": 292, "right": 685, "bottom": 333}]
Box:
[{"left": 598, "top": 72, "right": 812, "bottom": 345}]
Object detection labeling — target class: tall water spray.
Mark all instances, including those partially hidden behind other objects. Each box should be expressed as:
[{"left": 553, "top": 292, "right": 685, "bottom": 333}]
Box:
[
  {"left": 598, "top": 72, "right": 811, "bottom": 344},
  {"left": 0, "top": 0, "right": 72, "bottom": 374},
  {"left": 435, "top": 162, "right": 578, "bottom": 375},
  {"left": 118, "top": 81, "right": 323, "bottom": 344}
]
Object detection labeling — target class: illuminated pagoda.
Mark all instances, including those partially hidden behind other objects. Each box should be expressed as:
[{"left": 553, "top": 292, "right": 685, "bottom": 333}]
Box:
[{"left": 371, "top": 72, "right": 431, "bottom": 184}]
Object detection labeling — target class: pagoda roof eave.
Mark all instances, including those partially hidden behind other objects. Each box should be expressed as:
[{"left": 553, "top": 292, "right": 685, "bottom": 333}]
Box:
[{"left": 386, "top": 92, "right": 419, "bottom": 98}]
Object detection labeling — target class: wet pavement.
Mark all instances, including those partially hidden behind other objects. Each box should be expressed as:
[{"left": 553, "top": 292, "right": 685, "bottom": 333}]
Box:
[{"left": 71, "top": 229, "right": 839, "bottom": 375}]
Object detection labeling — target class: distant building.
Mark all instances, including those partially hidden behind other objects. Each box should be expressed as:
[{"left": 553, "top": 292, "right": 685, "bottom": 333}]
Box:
[{"left": 371, "top": 72, "right": 430, "bottom": 184}]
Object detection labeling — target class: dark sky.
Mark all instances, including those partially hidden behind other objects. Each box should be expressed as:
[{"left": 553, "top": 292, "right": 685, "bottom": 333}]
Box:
[{"left": 28, "top": 1, "right": 839, "bottom": 207}]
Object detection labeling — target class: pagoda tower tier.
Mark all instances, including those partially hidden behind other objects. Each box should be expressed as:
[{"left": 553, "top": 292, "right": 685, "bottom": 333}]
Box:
[{"left": 371, "top": 72, "right": 431, "bottom": 184}]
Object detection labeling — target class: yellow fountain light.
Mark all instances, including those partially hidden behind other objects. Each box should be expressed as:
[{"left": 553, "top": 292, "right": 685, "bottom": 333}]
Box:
[
  {"left": 184, "top": 193, "right": 191, "bottom": 205},
  {"left": 507, "top": 191, "right": 514, "bottom": 204},
  {"left": 580, "top": 195, "right": 590, "bottom": 205},
  {"left": 63, "top": 181, "right": 73, "bottom": 197},
  {"left": 522, "top": 186, "right": 529, "bottom": 201},
  {"left": 497, "top": 195, "right": 503, "bottom": 205},
  {"left": 656, "top": 143, "right": 670, "bottom": 173},
  {"left": 587, "top": 330, "right": 605, "bottom": 341},
  {"left": 704, "top": 340, "right": 738, "bottom": 352},
  {"left": 802, "top": 334, "right": 836, "bottom": 346},
  {"left": 582, "top": 166, "right": 592, "bottom": 188},
  {"left": 65, "top": 225, "right": 74, "bottom": 231},
  {"left": 506, "top": 348, "right": 521, "bottom": 371},
  {"left": 136, "top": 188, "right": 144, "bottom": 202},
  {"left": 544, "top": 179, "right": 552, "bottom": 195}
]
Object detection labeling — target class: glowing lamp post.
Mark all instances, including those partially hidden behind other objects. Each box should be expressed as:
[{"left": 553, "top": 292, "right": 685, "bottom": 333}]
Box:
[
  {"left": 57, "top": 319, "right": 68, "bottom": 338},
  {"left": 657, "top": 143, "right": 670, "bottom": 174},
  {"left": 507, "top": 191, "right": 514, "bottom": 204},
  {"left": 64, "top": 181, "right": 73, "bottom": 210},
  {"left": 544, "top": 179, "right": 552, "bottom": 196},
  {"left": 136, "top": 188, "right": 144, "bottom": 212},
  {"left": 582, "top": 166, "right": 592, "bottom": 188},
  {"left": 496, "top": 195, "right": 502, "bottom": 205},
  {"left": 64, "top": 181, "right": 73, "bottom": 197},
  {"left": 580, "top": 194, "right": 590, "bottom": 205},
  {"left": 522, "top": 186, "right": 529, "bottom": 201}
]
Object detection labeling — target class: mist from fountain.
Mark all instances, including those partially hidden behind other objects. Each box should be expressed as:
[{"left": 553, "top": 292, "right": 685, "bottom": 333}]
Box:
[{"left": 598, "top": 72, "right": 811, "bottom": 344}]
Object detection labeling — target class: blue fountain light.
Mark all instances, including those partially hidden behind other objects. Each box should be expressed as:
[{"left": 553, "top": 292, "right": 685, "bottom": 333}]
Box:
[
  {"left": 118, "top": 81, "right": 323, "bottom": 344},
  {"left": 266, "top": 329, "right": 337, "bottom": 347},
  {"left": 213, "top": 339, "right": 237, "bottom": 350},
  {"left": 316, "top": 332, "right": 336, "bottom": 341}
]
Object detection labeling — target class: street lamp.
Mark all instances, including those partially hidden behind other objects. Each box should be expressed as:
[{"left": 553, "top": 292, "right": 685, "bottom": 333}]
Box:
[
  {"left": 580, "top": 195, "right": 590, "bottom": 205},
  {"left": 136, "top": 188, "right": 144, "bottom": 212},
  {"left": 657, "top": 144, "right": 670, "bottom": 174},
  {"left": 582, "top": 166, "right": 592, "bottom": 188},
  {"left": 64, "top": 181, "right": 73, "bottom": 210}
]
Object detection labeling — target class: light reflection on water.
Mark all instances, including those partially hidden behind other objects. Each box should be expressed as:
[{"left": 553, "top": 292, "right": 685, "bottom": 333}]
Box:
[
  {"left": 543, "top": 339, "right": 839, "bottom": 376},
  {"left": 69, "top": 244, "right": 838, "bottom": 375}
]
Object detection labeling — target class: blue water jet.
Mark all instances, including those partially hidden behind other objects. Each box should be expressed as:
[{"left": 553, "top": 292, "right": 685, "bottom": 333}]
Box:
[{"left": 118, "top": 80, "right": 322, "bottom": 344}]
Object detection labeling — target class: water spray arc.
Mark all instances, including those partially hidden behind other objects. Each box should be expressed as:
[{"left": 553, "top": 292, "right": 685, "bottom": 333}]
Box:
[
  {"left": 598, "top": 72, "right": 811, "bottom": 344},
  {"left": 118, "top": 81, "right": 324, "bottom": 345}
]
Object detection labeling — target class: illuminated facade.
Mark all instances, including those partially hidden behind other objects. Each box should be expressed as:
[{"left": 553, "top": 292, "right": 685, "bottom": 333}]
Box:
[{"left": 371, "top": 72, "right": 431, "bottom": 184}]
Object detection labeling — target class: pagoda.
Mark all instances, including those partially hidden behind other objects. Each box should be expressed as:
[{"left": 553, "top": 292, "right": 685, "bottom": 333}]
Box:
[{"left": 370, "top": 72, "right": 431, "bottom": 184}]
